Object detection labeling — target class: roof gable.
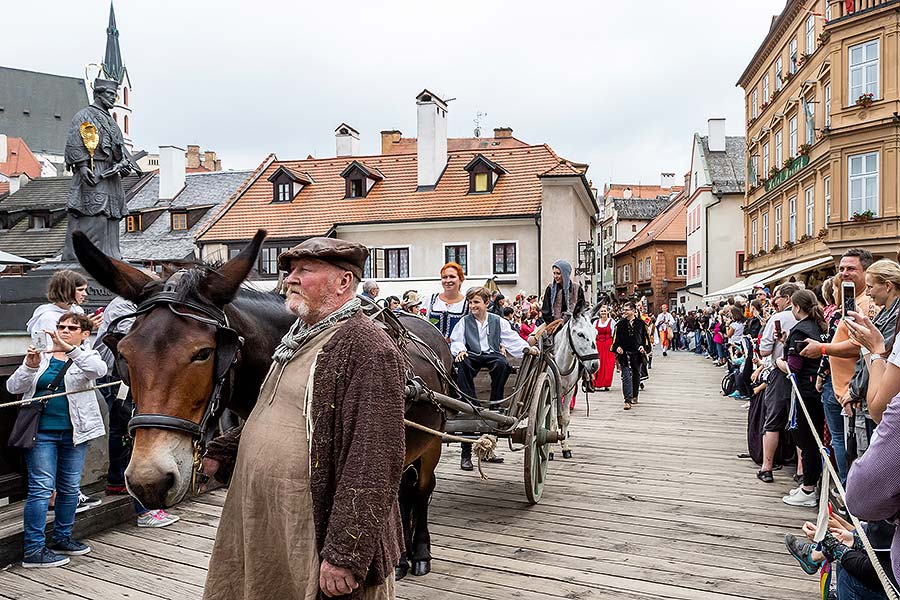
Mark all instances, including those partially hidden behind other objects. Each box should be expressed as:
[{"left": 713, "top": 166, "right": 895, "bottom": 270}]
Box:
[
  {"left": 463, "top": 154, "right": 508, "bottom": 174},
  {"left": 0, "top": 67, "right": 89, "bottom": 156},
  {"left": 615, "top": 196, "right": 688, "bottom": 255},
  {"left": 0, "top": 137, "right": 42, "bottom": 179}
]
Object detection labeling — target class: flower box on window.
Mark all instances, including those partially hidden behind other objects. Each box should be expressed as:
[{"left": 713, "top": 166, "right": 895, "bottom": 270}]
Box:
[
  {"left": 851, "top": 210, "right": 875, "bottom": 223},
  {"left": 855, "top": 93, "right": 875, "bottom": 108}
]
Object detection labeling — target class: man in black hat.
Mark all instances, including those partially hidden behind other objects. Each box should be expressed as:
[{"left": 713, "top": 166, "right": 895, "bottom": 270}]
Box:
[
  {"left": 62, "top": 78, "right": 137, "bottom": 261},
  {"left": 204, "top": 237, "right": 406, "bottom": 600}
]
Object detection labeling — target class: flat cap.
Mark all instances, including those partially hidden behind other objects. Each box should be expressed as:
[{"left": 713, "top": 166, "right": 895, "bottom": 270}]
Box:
[{"left": 277, "top": 237, "right": 369, "bottom": 279}]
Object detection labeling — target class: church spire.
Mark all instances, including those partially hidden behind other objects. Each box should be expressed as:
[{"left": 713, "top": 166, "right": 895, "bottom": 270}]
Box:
[{"left": 102, "top": 2, "right": 125, "bottom": 82}]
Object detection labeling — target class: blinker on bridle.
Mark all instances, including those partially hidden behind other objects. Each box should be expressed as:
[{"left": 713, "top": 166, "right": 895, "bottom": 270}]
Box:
[{"left": 104, "top": 269, "right": 244, "bottom": 449}]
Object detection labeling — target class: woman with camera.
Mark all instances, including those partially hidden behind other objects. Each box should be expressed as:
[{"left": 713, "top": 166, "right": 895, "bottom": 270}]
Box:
[
  {"left": 6, "top": 312, "right": 107, "bottom": 568},
  {"left": 776, "top": 289, "right": 826, "bottom": 507}
]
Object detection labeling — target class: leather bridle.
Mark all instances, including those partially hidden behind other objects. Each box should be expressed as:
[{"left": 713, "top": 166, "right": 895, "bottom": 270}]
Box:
[{"left": 103, "top": 271, "right": 244, "bottom": 450}]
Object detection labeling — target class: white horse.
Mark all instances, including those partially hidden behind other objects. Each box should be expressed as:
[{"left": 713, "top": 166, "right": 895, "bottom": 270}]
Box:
[{"left": 550, "top": 306, "right": 600, "bottom": 458}]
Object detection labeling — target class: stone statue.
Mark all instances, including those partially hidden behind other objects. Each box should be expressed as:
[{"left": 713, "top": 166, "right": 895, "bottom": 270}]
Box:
[{"left": 62, "top": 78, "right": 140, "bottom": 261}]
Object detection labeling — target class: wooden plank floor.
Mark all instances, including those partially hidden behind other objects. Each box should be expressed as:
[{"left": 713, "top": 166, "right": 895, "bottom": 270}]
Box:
[{"left": 0, "top": 351, "right": 821, "bottom": 599}]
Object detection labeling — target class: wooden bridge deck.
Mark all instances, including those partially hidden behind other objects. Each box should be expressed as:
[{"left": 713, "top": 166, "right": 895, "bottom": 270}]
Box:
[{"left": 0, "top": 351, "right": 820, "bottom": 599}]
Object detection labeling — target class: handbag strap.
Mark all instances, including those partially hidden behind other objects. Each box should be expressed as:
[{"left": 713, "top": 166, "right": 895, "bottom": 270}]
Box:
[{"left": 46, "top": 358, "right": 74, "bottom": 393}]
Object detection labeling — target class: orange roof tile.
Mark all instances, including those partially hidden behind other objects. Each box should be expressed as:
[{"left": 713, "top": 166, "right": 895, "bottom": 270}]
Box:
[
  {"left": 0, "top": 138, "right": 42, "bottom": 180},
  {"left": 383, "top": 136, "right": 529, "bottom": 155},
  {"left": 604, "top": 183, "right": 682, "bottom": 199},
  {"left": 0, "top": 182, "right": 9, "bottom": 195},
  {"left": 200, "top": 145, "right": 575, "bottom": 243},
  {"left": 615, "top": 195, "right": 688, "bottom": 256}
]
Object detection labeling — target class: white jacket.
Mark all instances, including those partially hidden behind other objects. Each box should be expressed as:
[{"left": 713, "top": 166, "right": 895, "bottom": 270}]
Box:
[{"left": 6, "top": 345, "right": 108, "bottom": 446}]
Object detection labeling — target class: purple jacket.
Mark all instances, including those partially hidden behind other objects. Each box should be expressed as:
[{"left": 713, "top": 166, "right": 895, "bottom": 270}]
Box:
[{"left": 845, "top": 396, "right": 900, "bottom": 581}]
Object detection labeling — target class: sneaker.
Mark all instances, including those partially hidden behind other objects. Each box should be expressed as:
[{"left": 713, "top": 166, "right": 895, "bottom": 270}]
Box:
[
  {"left": 48, "top": 538, "right": 91, "bottom": 556},
  {"left": 22, "top": 547, "right": 70, "bottom": 568},
  {"left": 106, "top": 484, "right": 129, "bottom": 496},
  {"left": 623, "top": 401, "right": 632, "bottom": 411},
  {"left": 137, "top": 509, "right": 180, "bottom": 528},
  {"left": 783, "top": 486, "right": 818, "bottom": 507},
  {"left": 784, "top": 533, "right": 823, "bottom": 574},
  {"left": 76, "top": 492, "right": 102, "bottom": 514}
]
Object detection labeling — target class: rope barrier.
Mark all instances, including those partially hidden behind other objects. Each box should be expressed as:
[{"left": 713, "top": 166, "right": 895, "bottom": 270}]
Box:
[
  {"left": 0, "top": 380, "right": 124, "bottom": 410},
  {"left": 786, "top": 372, "right": 899, "bottom": 600},
  {"left": 403, "top": 418, "right": 498, "bottom": 480}
]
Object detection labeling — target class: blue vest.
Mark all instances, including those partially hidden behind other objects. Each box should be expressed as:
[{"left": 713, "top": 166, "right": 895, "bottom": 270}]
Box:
[{"left": 463, "top": 313, "right": 502, "bottom": 354}]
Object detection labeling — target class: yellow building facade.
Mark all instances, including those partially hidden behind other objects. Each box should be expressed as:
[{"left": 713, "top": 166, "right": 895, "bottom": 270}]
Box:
[{"left": 739, "top": 0, "right": 900, "bottom": 282}]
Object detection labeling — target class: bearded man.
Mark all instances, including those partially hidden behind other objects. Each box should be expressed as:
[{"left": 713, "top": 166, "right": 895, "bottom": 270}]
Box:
[{"left": 203, "top": 238, "right": 406, "bottom": 600}]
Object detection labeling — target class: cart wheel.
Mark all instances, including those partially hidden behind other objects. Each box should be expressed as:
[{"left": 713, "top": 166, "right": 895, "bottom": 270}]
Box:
[{"left": 524, "top": 372, "right": 555, "bottom": 504}]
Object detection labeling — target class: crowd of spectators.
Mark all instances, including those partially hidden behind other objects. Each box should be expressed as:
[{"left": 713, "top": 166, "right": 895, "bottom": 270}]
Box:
[{"left": 687, "top": 248, "right": 899, "bottom": 599}]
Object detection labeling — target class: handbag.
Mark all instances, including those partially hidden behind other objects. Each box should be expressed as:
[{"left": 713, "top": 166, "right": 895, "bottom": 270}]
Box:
[{"left": 7, "top": 358, "right": 73, "bottom": 450}]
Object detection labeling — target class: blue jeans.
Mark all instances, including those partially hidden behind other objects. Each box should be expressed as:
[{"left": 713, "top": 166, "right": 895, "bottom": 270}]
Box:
[
  {"left": 836, "top": 566, "right": 889, "bottom": 599},
  {"left": 23, "top": 430, "right": 87, "bottom": 555},
  {"left": 694, "top": 331, "right": 704, "bottom": 354},
  {"left": 716, "top": 342, "right": 728, "bottom": 361},
  {"left": 822, "top": 379, "right": 849, "bottom": 485}
]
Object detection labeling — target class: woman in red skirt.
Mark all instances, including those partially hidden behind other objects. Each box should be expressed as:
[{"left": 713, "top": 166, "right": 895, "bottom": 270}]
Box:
[{"left": 593, "top": 305, "right": 616, "bottom": 390}]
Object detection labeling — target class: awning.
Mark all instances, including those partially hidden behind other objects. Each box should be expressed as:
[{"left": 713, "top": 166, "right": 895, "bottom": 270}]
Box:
[
  {"left": 703, "top": 267, "right": 785, "bottom": 302},
  {"left": 761, "top": 255, "right": 833, "bottom": 285},
  {"left": 0, "top": 250, "right": 37, "bottom": 266}
]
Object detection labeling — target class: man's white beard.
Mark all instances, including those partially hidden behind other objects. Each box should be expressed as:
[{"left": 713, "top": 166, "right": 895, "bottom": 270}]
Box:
[{"left": 286, "top": 291, "right": 338, "bottom": 325}]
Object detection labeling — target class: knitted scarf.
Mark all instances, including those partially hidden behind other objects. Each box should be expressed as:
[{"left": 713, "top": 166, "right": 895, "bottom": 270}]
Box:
[{"left": 272, "top": 297, "right": 361, "bottom": 364}]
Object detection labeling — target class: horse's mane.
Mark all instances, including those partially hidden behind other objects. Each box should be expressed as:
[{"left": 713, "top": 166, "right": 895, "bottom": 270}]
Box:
[{"left": 146, "top": 263, "right": 286, "bottom": 316}]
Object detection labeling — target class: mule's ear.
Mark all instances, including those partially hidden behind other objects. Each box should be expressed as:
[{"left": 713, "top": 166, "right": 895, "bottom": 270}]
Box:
[
  {"left": 200, "top": 229, "right": 266, "bottom": 306},
  {"left": 72, "top": 231, "right": 153, "bottom": 302}
]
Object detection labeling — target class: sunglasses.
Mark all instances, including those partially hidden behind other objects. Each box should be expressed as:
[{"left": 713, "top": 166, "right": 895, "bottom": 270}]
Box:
[{"left": 57, "top": 324, "right": 86, "bottom": 332}]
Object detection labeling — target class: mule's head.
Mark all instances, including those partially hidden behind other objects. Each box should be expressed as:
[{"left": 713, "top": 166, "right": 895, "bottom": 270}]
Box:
[
  {"left": 569, "top": 307, "right": 600, "bottom": 375},
  {"left": 73, "top": 230, "right": 266, "bottom": 508}
]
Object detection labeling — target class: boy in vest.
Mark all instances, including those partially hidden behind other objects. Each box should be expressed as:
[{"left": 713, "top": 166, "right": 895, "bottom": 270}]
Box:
[{"left": 450, "top": 286, "right": 538, "bottom": 470}]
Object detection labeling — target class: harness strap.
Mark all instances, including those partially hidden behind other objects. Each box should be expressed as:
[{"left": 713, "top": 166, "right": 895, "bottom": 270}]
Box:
[{"left": 129, "top": 414, "right": 200, "bottom": 437}]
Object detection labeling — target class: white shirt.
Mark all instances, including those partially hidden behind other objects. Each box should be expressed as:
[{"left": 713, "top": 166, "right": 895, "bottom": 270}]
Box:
[
  {"left": 759, "top": 307, "right": 798, "bottom": 366},
  {"left": 655, "top": 312, "right": 675, "bottom": 328},
  {"left": 449, "top": 314, "right": 529, "bottom": 358}
]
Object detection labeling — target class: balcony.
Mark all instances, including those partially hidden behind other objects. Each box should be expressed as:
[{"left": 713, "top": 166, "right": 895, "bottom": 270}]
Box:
[
  {"left": 826, "top": 215, "right": 900, "bottom": 255},
  {"left": 763, "top": 153, "right": 811, "bottom": 193},
  {"left": 828, "top": 0, "right": 900, "bottom": 22}
]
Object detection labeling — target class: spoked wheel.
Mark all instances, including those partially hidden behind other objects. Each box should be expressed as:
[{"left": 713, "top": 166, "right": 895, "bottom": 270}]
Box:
[{"left": 524, "top": 372, "right": 555, "bottom": 504}]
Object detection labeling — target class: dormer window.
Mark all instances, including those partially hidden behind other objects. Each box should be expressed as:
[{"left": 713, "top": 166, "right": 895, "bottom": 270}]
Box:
[
  {"left": 464, "top": 154, "right": 508, "bottom": 194},
  {"left": 340, "top": 161, "right": 384, "bottom": 199},
  {"left": 267, "top": 166, "right": 312, "bottom": 203},
  {"left": 171, "top": 212, "right": 188, "bottom": 231},
  {"left": 29, "top": 214, "right": 49, "bottom": 230},
  {"left": 126, "top": 214, "right": 142, "bottom": 232},
  {"left": 350, "top": 178, "right": 364, "bottom": 198}
]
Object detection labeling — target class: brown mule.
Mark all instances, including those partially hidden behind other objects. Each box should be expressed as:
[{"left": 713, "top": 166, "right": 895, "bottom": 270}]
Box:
[{"left": 72, "top": 229, "right": 449, "bottom": 578}]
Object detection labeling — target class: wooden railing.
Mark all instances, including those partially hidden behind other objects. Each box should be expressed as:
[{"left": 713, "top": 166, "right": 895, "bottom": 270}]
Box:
[{"left": 828, "top": 0, "right": 900, "bottom": 22}]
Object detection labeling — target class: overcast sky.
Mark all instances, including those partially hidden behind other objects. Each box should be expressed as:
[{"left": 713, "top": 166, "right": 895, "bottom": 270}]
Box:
[{"left": 7, "top": 0, "right": 786, "bottom": 189}]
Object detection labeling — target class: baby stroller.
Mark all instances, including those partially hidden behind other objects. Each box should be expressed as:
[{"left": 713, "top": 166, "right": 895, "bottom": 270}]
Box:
[{"left": 720, "top": 341, "right": 746, "bottom": 398}]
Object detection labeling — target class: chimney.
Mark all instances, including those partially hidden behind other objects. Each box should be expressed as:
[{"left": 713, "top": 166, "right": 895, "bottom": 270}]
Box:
[
  {"left": 335, "top": 123, "right": 360, "bottom": 157},
  {"left": 623, "top": 187, "right": 633, "bottom": 199},
  {"left": 493, "top": 127, "right": 513, "bottom": 139},
  {"left": 0, "top": 134, "right": 7, "bottom": 164},
  {"left": 159, "top": 145, "right": 186, "bottom": 201},
  {"left": 203, "top": 150, "right": 218, "bottom": 171},
  {"left": 186, "top": 144, "right": 201, "bottom": 169},
  {"left": 708, "top": 118, "right": 726, "bottom": 152},
  {"left": 9, "top": 174, "right": 27, "bottom": 195},
  {"left": 416, "top": 89, "right": 448, "bottom": 189},
  {"left": 660, "top": 172, "right": 676, "bottom": 188},
  {"left": 380, "top": 130, "right": 402, "bottom": 154}
]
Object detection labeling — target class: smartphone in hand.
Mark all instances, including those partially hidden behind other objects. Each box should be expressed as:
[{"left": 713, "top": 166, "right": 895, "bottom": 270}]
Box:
[{"left": 842, "top": 281, "right": 856, "bottom": 317}]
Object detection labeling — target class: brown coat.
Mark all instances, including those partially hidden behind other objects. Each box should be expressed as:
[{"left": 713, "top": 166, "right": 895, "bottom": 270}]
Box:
[
  {"left": 309, "top": 311, "right": 406, "bottom": 590},
  {"left": 205, "top": 311, "right": 406, "bottom": 598}
]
